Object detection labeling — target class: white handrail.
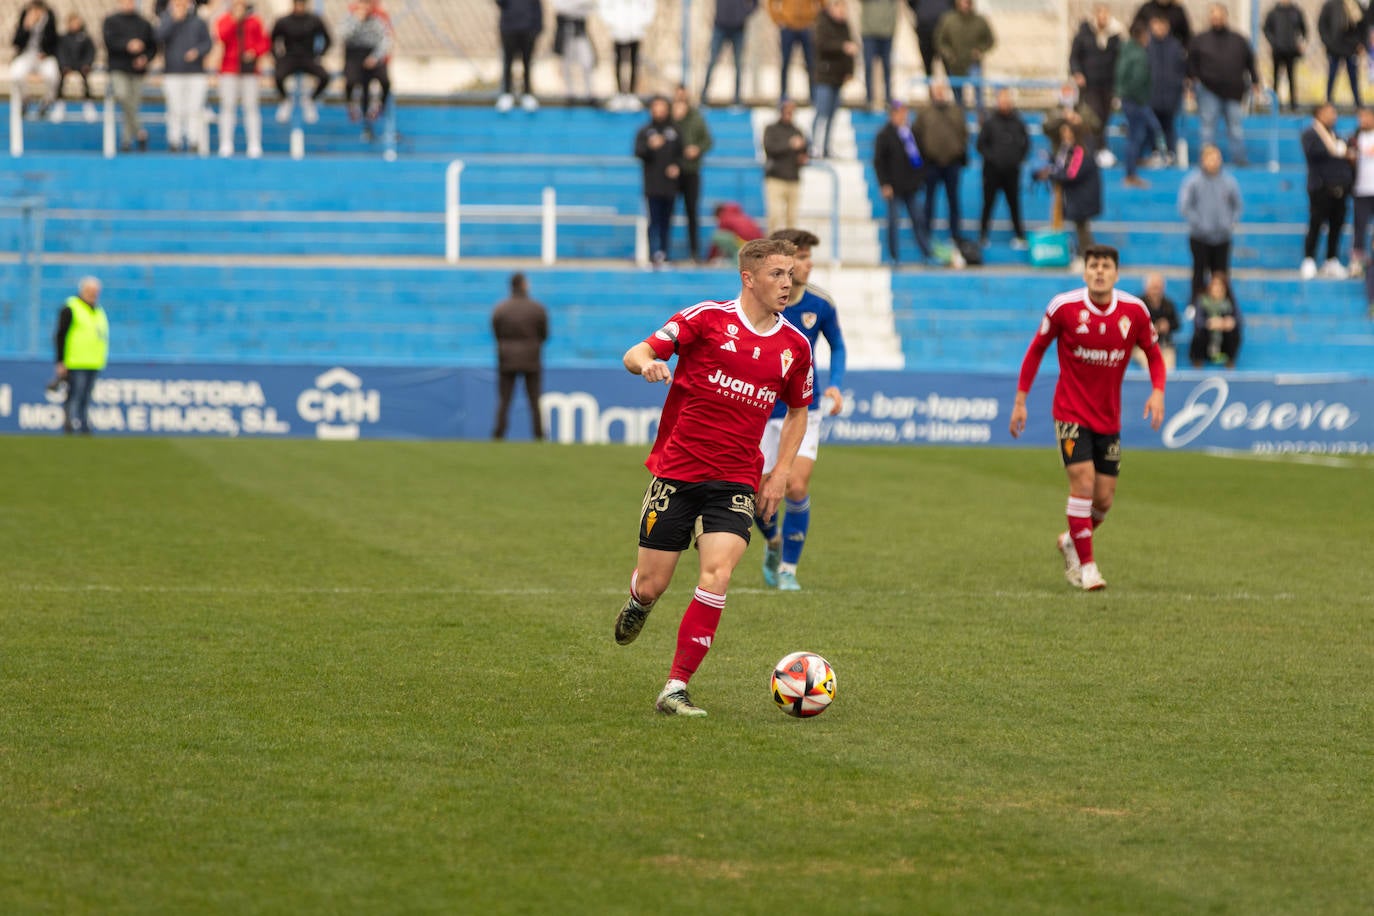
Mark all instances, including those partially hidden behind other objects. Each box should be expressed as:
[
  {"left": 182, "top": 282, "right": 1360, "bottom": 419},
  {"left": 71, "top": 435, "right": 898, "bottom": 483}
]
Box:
[
  {"left": 444, "top": 153, "right": 844, "bottom": 267},
  {"left": 102, "top": 85, "right": 115, "bottom": 159},
  {"left": 541, "top": 186, "right": 556, "bottom": 265},
  {"left": 445, "top": 159, "right": 464, "bottom": 262},
  {"left": 9, "top": 93, "right": 21, "bottom": 156}
]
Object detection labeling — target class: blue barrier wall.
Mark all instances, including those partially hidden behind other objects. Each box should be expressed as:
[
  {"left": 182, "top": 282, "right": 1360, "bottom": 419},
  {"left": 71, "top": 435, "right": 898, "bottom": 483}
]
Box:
[{"left": 2, "top": 360, "right": 1368, "bottom": 455}]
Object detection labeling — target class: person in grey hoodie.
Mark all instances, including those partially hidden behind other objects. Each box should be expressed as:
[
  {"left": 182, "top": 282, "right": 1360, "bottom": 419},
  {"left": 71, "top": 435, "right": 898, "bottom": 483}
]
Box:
[
  {"left": 157, "top": 0, "right": 212, "bottom": 153},
  {"left": 1177, "top": 143, "right": 1243, "bottom": 301}
]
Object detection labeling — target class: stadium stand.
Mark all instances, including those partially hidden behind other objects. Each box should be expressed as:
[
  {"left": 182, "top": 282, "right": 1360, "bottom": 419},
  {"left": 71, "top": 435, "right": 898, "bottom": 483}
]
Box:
[{"left": 0, "top": 0, "right": 1369, "bottom": 379}]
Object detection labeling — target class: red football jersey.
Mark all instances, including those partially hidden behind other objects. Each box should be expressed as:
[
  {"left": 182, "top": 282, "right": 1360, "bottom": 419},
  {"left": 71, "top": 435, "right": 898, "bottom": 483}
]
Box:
[
  {"left": 643, "top": 299, "right": 814, "bottom": 486},
  {"left": 1017, "top": 288, "right": 1165, "bottom": 434}
]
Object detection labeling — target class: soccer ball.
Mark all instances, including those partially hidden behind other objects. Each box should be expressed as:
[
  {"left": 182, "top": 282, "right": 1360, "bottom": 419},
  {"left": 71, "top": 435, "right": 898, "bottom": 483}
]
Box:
[{"left": 770, "top": 651, "right": 836, "bottom": 718}]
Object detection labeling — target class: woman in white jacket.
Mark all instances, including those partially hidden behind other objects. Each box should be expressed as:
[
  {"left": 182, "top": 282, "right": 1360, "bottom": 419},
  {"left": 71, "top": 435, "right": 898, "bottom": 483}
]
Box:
[{"left": 599, "top": 0, "right": 655, "bottom": 111}]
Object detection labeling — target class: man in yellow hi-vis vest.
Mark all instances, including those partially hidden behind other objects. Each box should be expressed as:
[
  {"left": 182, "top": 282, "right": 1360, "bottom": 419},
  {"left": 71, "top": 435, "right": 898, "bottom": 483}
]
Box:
[{"left": 52, "top": 276, "right": 107, "bottom": 434}]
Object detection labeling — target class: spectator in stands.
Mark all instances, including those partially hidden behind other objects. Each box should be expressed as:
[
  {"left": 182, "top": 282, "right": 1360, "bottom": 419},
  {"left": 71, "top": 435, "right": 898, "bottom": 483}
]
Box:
[
  {"left": 913, "top": 79, "right": 967, "bottom": 255},
  {"left": 813, "top": 0, "right": 856, "bottom": 159},
  {"left": 977, "top": 87, "right": 1029, "bottom": 251},
  {"left": 1069, "top": 3, "right": 1122, "bottom": 155},
  {"left": 157, "top": 0, "right": 212, "bottom": 154},
  {"left": 1348, "top": 107, "right": 1374, "bottom": 276},
  {"left": 104, "top": 0, "right": 157, "bottom": 152},
  {"left": 701, "top": 0, "right": 757, "bottom": 108},
  {"left": 553, "top": 0, "right": 594, "bottom": 105},
  {"left": 762, "top": 100, "right": 809, "bottom": 233},
  {"left": 1263, "top": 0, "right": 1307, "bottom": 112},
  {"left": 340, "top": 0, "right": 393, "bottom": 135},
  {"left": 873, "top": 99, "right": 933, "bottom": 265},
  {"left": 635, "top": 95, "right": 683, "bottom": 266},
  {"left": 768, "top": 0, "right": 820, "bottom": 104},
  {"left": 601, "top": 0, "right": 654, "bottom": 112},
  {"left": 1178, "top": 143, "right": 1243, "bottom": 301},
  {"left": 906, "top": 0, "right": 951, "bottom": 78},
  {"left": 495, "top": 0, "right": 541, "bottom": 112},
  {"left": 1043, "top": 81, "right": 1102, "bottom": 156},
  {"left": 933, "top": 0, "right": 993, "bottom": 115},
  {"left": 1135, "top": 272, "right": 1181, "bottom": 371},
  {"left": 272, "top": 0, "right": 332, "bottom": 125},
  {"left": 9, "top": 0, "right": 59, "bottom": 120},
  {"left": 1187, "top": 271, "right": 1242, "bottom": 368},
  {"left": 1147, "top": 13, "right": 1186, "bottom": 160},
  {"left": 491, "top": 272, "right": 548, "bottom": 441},
  {"left": 1116, "top": 21, "right": 1163, "bottom": 189},
  {"left": 707, "top": 201, "right": 764, "bottom": 262},
  {"left": 54, "top": 12, "right": 97, "bottom": 123},
  {"left": 1301, "top": 101, "right": 1355, "bottom": 278},
  {"left": 1187, "top": 3, "right": 1260, "bottom": 167},
  {"left": 672, "top": 85, "right": 713, "bottom": 263},
  {"left": 215, "top": 0, "right": 268, "bottom": 158},
  {"left": 1318, "top": 0, "right": 1366, "bottom": 107},
  {"left": 154, "top": 0, "right": 211, "bottom": 12},
  {"left": 859, "top": 0, "right": 897, "bottom": 110},
  {"left": 1038, "top": 121, "right": 1102, "bottom": 263},
  {"left": 1131, "top": 0, "right": 1190, "bottom": 46}
]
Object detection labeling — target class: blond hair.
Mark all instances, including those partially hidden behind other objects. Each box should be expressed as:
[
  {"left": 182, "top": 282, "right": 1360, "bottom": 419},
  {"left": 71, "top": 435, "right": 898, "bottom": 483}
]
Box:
[{"left": 738, "top": 238, "right": 796, "bottom": 273}]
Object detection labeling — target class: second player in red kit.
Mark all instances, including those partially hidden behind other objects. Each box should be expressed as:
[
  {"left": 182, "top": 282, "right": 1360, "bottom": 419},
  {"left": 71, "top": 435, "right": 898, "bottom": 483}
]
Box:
[{"left": 1010, "top": 245, "right": 1167, "bottom": 591}]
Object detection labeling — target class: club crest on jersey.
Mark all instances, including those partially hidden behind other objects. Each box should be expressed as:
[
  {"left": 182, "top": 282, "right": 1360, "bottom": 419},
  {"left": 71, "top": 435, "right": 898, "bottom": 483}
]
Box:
[
  {"left": 1076, "top": 310, "right": 1090, "bottom": 334},
  {"left": 780, "top": 348, "right": 794, "bottom": 376},
  {"left": 655, "top": 321, "right": 680, "bottom": 342},
  {"left": 1119, "top": 316, "right": 1132, "bottom": 339},
  {"left": 801, "top": 312, "right": 817, "bottom": 329},
  {"left": 726, "top": 323, "right": 740, "bottom": 337}
]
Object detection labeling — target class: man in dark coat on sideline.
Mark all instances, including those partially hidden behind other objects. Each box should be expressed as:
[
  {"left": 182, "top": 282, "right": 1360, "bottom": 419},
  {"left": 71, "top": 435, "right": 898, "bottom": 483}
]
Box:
[{"left": 491, "top": 272, "right": 549, "bottom": 441}]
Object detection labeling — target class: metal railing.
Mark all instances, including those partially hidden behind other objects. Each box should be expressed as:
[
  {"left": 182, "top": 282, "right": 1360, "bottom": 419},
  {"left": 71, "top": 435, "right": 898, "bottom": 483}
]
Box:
[
  {"left": 10, "top": 68, "right": 398, "bottom": 161},
  {"left": 444, "top": 154, "right": 842, "bottom": 267}
]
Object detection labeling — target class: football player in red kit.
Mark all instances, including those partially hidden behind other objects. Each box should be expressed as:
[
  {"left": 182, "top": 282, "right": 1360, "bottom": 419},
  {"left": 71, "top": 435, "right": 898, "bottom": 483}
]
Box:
[
  {"left": 615, "top": 237, "right": 815, "bottom": 716},
  {"left": 1009, "top": 245, "right": 1167, "bottom": 591}
]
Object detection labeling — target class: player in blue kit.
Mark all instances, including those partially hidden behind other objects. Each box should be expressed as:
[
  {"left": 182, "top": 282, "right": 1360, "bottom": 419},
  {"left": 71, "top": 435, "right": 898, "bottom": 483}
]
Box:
[{"left": 756, "top": 228, "right": 847, "bottom": 591}]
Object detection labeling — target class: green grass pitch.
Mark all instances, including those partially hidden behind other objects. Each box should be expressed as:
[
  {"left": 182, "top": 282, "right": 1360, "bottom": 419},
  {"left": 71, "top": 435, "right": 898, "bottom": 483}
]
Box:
[{"left": 2, "top": 438, "right": 1372, "bottom": 914}]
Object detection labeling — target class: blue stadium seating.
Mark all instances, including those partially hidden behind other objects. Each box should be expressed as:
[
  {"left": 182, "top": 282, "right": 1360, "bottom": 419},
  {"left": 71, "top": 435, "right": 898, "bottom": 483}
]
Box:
[{"left": 2, "top": 102, "right": 1371, "bottom": 376}]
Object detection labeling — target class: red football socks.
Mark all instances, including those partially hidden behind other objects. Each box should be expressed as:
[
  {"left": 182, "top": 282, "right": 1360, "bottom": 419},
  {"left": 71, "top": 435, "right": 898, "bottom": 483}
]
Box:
[
  {"left": 668, "top": 588, "right": 725, "bottom": 683},
  {"left": 1067, "top": 496, "right": 1094, "bottom": 565}
]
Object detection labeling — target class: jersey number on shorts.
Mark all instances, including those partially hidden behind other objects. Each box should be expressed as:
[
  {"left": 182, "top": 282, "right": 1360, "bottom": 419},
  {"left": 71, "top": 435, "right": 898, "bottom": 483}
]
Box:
[{"left": 642, "top": 479, "right": 678, "bottom": 536}]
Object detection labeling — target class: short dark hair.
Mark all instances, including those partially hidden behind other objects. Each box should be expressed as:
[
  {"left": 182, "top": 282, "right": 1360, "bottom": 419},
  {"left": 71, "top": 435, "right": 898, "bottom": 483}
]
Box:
[
  {"left": 1081, "top": 244, "right": 1119, "bottom": 267},
  {"left": 768, "top": 228, "right": 820, "bottom": 250},
  {"left": 509, "top": 272, "right": 527, "bottom": 294}
]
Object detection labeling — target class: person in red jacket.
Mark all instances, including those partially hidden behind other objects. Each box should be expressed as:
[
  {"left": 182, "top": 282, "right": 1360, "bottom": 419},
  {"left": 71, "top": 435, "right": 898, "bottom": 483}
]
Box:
[
  {"left": 216, "top": 0, "right": 270, "bottom": 158},
  {"left": 707, "top": 201, "right": 764, "bottom": 261}
]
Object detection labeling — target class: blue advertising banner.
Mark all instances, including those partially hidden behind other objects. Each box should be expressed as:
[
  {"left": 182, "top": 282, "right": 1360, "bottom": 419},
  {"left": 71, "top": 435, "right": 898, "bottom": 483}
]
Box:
[{"left": 1, "top": 361, "right": 1369, "bottom": 455}]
